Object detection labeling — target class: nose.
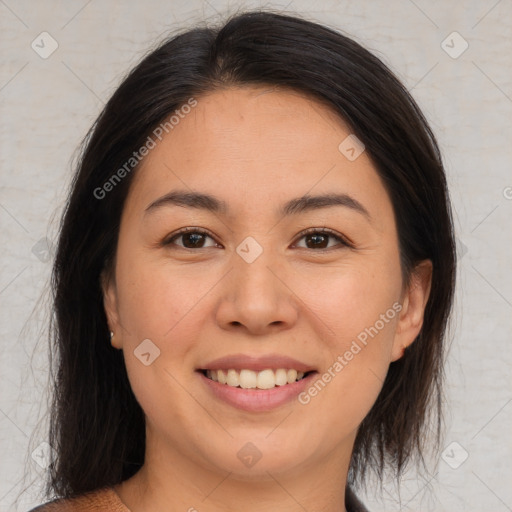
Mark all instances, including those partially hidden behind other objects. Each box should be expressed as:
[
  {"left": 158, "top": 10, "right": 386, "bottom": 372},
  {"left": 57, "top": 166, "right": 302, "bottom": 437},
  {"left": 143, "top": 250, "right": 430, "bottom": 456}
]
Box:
[{"left": 215, "top": 248, "right": 299, "bottom": 336}]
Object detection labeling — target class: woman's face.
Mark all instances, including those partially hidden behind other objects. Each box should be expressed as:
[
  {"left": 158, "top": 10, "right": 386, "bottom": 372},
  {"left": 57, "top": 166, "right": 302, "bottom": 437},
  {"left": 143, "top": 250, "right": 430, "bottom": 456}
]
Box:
[{"left": 104, "top": 86, "right": 430, "bottom": 480}]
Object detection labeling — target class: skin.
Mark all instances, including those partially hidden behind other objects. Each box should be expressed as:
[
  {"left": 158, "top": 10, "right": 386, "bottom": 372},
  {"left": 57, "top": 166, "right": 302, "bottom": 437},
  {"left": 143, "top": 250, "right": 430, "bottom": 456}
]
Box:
[{"left": 103, "top": 86, "right": 432, "bottom": 512}]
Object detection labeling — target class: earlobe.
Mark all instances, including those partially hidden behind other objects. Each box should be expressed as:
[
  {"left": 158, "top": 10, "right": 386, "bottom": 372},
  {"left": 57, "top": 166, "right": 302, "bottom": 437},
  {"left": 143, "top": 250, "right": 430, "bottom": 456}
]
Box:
[
  {"left": 100, "top": 269, "right": 123, "bottom": 349},
  {"left": 391, "top": 260, "right": 433, "bottom": 362}
]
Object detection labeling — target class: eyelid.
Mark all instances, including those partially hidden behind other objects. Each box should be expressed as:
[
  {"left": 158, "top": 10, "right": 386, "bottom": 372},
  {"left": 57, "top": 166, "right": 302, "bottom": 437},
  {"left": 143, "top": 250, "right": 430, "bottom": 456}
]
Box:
[
  {"left": 162, "top": 227, "right": 221, "bottom": 248},
  {"left": 162, "top": 226, "right": 354, "bottom": 250},
  {"left": 291, "top": 227, "right": 354, "bottom": 249}
]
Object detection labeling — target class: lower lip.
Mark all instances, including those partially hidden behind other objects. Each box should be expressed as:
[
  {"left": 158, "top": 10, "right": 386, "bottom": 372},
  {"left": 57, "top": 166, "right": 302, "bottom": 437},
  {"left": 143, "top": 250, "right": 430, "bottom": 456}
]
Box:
[{"left": 198, "top": 371, "right": 317, "bottom": 412}]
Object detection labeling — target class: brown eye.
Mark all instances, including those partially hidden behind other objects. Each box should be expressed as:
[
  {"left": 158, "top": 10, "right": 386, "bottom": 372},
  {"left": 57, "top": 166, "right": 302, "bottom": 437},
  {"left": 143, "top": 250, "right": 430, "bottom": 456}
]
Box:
[
  {"left": 179, "top": 232, "right": 208, "bottom": 248},
  {"left": 294, "top": 229, "right": 352, "bottom": 250},
  {"left": 163, "top": 228, "right": 219, "bottom": 249},
  {"left": 304, "top": 233, "right": 330, "bottom": 249}
]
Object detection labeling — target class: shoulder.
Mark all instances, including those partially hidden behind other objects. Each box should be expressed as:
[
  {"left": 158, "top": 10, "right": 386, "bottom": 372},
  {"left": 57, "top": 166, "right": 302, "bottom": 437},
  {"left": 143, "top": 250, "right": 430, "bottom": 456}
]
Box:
[
  {"left": 30, "top": 484, "right": 367, "bottom": 512},
  {"left": 27, "top": 486, "right": 129, "bottom": 512}
]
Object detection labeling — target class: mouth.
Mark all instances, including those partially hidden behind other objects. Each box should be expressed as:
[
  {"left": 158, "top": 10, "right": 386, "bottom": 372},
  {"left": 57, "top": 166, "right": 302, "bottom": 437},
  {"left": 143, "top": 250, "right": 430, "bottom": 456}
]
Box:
[
  {"left": 199, "top": 368, "right": 315, "bottom": 390},
  {"left": 197, "top": 353, "right": 318, "bottom": 411},
  {"left": 197, "top": 366, "right": 319, "bottom": 412}
]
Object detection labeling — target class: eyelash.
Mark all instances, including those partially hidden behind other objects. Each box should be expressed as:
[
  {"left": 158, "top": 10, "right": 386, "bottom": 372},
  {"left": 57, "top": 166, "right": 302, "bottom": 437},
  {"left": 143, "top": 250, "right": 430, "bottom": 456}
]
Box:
[
  {"left": 294, "top": 227, "right": 354, "bottom": 250},
  {"left": 162, "top": 226, "right": 354, "bottom": 251}
]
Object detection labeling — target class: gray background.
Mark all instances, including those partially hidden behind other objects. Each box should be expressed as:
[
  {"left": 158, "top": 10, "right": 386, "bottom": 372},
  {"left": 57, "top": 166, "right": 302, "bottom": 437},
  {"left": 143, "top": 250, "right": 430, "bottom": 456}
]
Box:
[{"left": 0, "top": 1, "right": 511, "bottom": 511}]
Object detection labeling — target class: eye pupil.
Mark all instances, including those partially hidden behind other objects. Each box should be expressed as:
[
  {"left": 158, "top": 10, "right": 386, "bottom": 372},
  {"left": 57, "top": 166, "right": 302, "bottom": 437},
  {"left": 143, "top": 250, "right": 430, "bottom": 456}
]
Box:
[
  {"left": 183, "top": 233, "right": 205, "bottom": 248},
  {"left": 306, "top": 234, "right": 328, "bottom": 249}
]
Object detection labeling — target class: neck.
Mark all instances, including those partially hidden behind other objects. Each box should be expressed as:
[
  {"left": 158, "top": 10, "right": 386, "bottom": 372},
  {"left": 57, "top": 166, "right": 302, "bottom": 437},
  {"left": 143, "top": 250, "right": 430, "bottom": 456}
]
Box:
[{"left": 115, "top": 428, "right": 355, "bottom": 512}]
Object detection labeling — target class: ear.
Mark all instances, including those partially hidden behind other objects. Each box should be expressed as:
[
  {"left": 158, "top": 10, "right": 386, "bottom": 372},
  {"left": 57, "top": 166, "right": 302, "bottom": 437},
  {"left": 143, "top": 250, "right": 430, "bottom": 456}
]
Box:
[
  {"left": 101, "top": 268, "right": 123, "bottom": 350},
  {"left": 391, "top": 260, "right": 433, "bottom": 362}
]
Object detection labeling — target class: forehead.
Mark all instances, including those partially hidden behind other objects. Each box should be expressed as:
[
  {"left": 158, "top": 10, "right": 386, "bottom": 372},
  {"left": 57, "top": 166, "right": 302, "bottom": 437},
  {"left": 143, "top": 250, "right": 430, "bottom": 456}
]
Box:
[
  {"left": 125, "top": 86, "right": 393, "bottom": 228},
  {"left": 168, "top": 86, "right": 352, "bottom": 161},
  {"left": 193, "top": 85, "right": 349, "bottom": 129}
]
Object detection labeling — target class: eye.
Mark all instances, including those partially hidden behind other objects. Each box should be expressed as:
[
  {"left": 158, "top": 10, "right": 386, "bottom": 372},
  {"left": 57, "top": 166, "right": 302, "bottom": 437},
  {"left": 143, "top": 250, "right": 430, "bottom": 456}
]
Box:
[
  {"left": 162, "top": 227, "right": 220, "bottom": 249},
  {"left": 162, "top": 227, "right": 353, "bottom": 251},
  {"left": 292, "top": 228, "right": 353, "bottom": 250}
]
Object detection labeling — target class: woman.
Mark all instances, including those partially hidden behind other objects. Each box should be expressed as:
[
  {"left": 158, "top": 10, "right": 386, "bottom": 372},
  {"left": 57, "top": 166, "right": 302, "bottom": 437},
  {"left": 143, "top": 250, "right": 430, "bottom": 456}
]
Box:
[{"left": 30, "top": 9, "right": 456, "bottom": 512}]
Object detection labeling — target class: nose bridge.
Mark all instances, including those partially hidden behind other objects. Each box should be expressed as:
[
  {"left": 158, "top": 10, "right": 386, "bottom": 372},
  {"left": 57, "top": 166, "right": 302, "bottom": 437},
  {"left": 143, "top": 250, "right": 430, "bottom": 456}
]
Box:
[
  {"left": 236, "top": 248, "right": 277, "bottom": 297},
  {"left": 233, "top": 235, "right": 281, "bottom": 306},
  {"left": 215, "top": 235, "right": 298, "bottom": 333}
]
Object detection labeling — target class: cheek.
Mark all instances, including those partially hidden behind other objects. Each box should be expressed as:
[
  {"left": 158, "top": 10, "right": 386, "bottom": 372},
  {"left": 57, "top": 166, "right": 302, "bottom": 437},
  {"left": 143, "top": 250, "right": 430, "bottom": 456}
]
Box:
[
  {"left": 298, "top": 289, "right": 401, "bottom": 437},
  {"left": 115, "top": 249, "right": 208, "bottom": 340},
  {"left": 112, "top": 248, "right": 222, "bottom": 402},
  {"left": 113, "top": 253, "right": 210, "bottom": 420},
  {"left": 298, "top": 259, "right": 401, "bottom": 342},
  {"left": 293, "top": 259, "right": 402, "bottom": 413}
]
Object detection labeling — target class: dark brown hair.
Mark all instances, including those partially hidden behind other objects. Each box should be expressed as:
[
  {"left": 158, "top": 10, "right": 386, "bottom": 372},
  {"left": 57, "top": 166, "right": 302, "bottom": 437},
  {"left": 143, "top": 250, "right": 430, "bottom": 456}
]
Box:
[{"left": 45, "top": 9, "right": 456, "bottom": 499}]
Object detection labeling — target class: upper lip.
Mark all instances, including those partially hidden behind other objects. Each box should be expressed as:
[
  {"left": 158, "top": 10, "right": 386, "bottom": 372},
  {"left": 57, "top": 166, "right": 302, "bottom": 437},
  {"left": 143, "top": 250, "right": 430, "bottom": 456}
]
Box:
[{"left": 199, "top": 353, "right": 317, "bottom": 373}]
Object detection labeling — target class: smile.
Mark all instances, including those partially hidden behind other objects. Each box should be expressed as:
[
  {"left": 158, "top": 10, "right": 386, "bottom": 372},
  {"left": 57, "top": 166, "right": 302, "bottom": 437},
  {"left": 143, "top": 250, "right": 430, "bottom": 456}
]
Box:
[
  {"left": 198, "top": 369, "right": 318, "bottom": 412},
  {"left": 202, "top": 368, "right": 311, "bottom": 389}
]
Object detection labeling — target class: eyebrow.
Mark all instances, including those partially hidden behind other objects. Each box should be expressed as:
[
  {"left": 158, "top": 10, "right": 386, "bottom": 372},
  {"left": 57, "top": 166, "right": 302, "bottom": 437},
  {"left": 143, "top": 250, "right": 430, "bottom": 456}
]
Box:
[{"left": 145, "top": 190, "right": 371, "bottom": 220}]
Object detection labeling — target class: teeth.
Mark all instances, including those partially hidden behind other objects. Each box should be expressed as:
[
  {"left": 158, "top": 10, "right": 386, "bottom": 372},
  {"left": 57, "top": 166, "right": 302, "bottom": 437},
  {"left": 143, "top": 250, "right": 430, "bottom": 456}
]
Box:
[
  {"left": 287, "top": 369, "right": 298, "bottom": 383},
  {"left": 205, "top": 368, "right": 307, "bottom": 389},
  {"left": 240, "top": 369, "right": 257, "bottom": 389},
  {"left": 257, "top": 369, "right": 275, "bottom": 389},
  {"left": 217, "top": 369, "right": 227, "bottom": 384},
  {"left": 275, "top": 369, "right": 288, "bottom": 386},
  {"left": 226, "top": 369, "right": 239, "bottom": 387}
]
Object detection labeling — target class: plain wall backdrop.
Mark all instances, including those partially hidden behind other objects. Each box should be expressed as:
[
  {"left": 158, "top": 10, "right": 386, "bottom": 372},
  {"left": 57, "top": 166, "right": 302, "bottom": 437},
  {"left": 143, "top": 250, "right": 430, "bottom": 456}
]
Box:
[{"left": 0, "top": 1, "right": 511, "bottom": 511}]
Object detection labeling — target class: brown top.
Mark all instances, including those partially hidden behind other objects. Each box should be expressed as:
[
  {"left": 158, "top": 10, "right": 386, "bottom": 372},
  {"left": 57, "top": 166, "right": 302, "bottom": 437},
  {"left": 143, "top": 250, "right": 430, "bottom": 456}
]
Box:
[
  {"left": 28, "top": 487, "right": 129, "bottom": 512},
  {"left": 29, "top": 485, "right": 369, "bottom": 511}
]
